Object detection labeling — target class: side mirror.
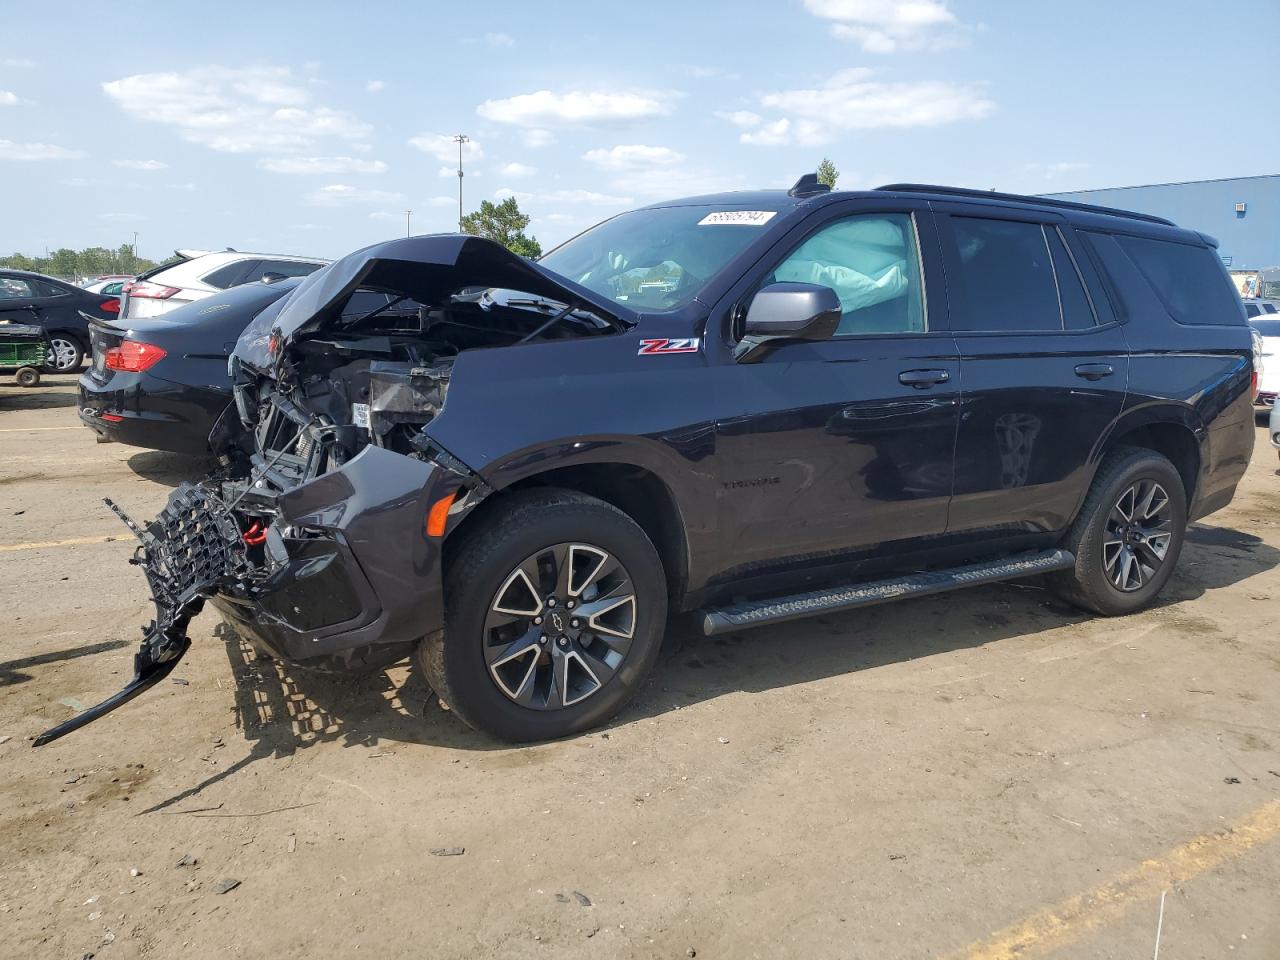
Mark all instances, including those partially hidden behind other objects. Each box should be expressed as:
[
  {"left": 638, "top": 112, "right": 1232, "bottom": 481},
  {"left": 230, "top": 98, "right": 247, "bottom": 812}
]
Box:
[
  {"left": 735, "top": 282, "right": 841, "bottom": 362},
  {"left": 261, "top": 272, "right": 287, "bottom": 284}
]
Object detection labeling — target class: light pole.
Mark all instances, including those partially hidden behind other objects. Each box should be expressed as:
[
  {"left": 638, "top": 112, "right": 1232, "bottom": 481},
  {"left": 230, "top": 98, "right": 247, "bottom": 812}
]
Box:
[
  {"left": 405, "top": 209, "right": 412, "bottom": 238},
  {"left": 132, "top": 231, "right": 138, "bottom": 262},
  {"left": 453, "top": 134, "right": 469, "bottom": 233}
]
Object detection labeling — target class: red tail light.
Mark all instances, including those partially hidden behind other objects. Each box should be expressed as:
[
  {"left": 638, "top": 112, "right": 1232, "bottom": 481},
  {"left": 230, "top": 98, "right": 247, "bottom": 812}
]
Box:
[
  {"left": 100, "top": 299, "right": 121, "bottom": 314},
  {"left": 124, "top": 280, "right": 180, "bottom": 300},
  {"left": 104, "top": 339, "right": 167, "bottom": 372}
]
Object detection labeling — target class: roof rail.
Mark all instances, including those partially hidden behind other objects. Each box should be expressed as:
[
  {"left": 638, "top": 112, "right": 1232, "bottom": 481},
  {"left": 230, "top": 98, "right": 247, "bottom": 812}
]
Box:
[{"left": 874, "top": 183, "right": 1176, "bottom": 227}]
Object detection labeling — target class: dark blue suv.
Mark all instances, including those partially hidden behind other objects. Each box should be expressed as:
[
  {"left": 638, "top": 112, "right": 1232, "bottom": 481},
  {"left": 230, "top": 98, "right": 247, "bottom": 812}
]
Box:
[{"left": 39, "top": 177, "right": 1255, "bottom": 747}]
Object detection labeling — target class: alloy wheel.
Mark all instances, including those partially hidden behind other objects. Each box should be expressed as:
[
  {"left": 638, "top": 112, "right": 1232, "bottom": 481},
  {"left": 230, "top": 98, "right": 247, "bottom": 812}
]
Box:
[
  {"left": 47, "top": 338, "right": 79, "bottom": 372},
  {"left": 1102, "top": 479, "right": 1173, "bottom": 592},
  {"left": 483, "top": 542, "right": 637, "bottom": 710}
]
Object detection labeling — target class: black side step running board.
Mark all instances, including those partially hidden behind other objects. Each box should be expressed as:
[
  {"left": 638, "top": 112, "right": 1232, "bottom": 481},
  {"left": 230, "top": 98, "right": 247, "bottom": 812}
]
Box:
[{"left": 700, "top": 548, "right": 1075, "bottom": 637}]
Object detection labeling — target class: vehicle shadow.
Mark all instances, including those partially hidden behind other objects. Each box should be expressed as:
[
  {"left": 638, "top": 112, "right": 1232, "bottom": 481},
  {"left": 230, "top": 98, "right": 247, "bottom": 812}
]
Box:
[
  {"left": 138, "top": 518, "right": 1280, "bottom": 806},
  {"left": 126, "top": 450, "right": 214, "bottom": 487},
  {"left": 0, "top": 639, "right": 130, "bottom": 687},
  {"left": 0, "top": 386, "right": 78, "bottom": 409}
]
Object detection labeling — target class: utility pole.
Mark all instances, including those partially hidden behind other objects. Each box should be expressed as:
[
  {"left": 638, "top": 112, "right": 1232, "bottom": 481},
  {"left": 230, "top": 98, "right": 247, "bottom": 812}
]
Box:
[
  {"left": 453, "top": 133, "right": 469, "bottom": 233},
  {"left": 405, "top": 209, "right": 412, "bottom": 238},
  {"left": 132, "top": 231, "right": 138, "bottom": 265}
]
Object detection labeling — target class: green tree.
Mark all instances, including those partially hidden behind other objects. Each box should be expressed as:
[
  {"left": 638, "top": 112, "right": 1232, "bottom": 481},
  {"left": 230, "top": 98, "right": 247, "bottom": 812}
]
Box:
[
  {"left": 460, "top": 196, "right": 543, "bottom": 258},
  {"left": 816, "top": 157, "right": 839, "bottom": 189},
  {"left": 0, "top": 244, "right": 160, "bottom": 278}
]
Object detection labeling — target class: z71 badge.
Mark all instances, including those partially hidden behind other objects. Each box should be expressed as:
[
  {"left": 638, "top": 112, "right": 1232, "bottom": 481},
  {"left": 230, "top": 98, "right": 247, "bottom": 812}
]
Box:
[{"left": 638, "top": 338, "right": 700, "bottom": 356}]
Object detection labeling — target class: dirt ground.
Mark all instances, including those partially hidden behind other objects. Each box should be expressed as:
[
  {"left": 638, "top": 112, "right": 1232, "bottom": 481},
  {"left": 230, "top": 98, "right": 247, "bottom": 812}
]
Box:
[{"left": 2, "top": 374, "right": 1279, "bottom": 960}]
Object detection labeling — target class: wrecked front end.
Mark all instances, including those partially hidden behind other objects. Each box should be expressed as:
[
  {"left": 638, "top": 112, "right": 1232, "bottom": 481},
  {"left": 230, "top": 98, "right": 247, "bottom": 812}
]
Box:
[{"left": 37, "top": 235, "right": 629, "bottom": 745}]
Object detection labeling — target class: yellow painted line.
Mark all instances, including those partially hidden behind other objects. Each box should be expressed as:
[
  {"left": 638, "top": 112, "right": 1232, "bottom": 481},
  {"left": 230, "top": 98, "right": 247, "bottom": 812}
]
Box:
[
  {"left": 941, "top": 799, "right": 1280, "bottom": 960},
  {"left": 0, "top": 534, "right": 121, "bottom": 553},
  {"left": 0, "top": 426, "right": 82, "bottom": 433}
]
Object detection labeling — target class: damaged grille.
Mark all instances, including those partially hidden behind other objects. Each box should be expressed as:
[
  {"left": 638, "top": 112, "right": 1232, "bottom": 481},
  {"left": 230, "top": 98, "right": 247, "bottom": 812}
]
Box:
[{"left": 108, "top": 484, "right": 256, "bottom": 622}]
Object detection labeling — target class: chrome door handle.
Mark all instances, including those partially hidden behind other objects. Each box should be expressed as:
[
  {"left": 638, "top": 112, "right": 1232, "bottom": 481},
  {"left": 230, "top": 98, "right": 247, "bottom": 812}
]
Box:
[
  {"left": 1074, "top": 363, "right": 1114, "bottom": 381},
  {"left": 898, "top": 368, "right": 951, "bottom": 388}
]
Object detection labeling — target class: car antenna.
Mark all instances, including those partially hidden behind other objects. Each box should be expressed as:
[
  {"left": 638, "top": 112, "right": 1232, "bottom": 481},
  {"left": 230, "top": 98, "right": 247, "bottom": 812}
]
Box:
[{"left": 788, "top": 173, "right": 831, "bottom": 198}]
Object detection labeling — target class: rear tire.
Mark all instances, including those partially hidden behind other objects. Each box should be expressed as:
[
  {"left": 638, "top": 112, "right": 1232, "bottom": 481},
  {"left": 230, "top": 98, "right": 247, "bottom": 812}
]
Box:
[
  {"left": 1049, "top": 446, "right": 1187, "bottom": 616},
  {"left": 44, "top": 336, "right": 84, "bottom": 373},
  {"left": 15, "top": 367, "right": 40, "bottom": 387},
  {"left": 417, "top": 489, "right": 667, "bottom": 742}
]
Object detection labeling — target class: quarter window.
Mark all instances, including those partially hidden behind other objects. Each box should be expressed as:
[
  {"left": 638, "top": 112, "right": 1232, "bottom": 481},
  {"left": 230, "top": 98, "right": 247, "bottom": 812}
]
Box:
[
  {"left": 1114, "top": 235, "right": 1241, "bottom": 326},
  {"left": 260, "top": 259, "right": 323, "bottom": 279},
  {"left": 1045, "top": 228, "right": 1096, "bottom": 329},
  {"left": 768, "top": 213, "right": 925, "bottom": 335},
  {"left": 947, "top": 217, "right": 1064, "bottom": 332}
]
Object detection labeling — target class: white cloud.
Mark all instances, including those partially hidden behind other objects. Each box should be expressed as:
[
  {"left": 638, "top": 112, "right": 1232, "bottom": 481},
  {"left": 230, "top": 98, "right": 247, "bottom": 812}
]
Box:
[
  {"left": 304, "top": 184, "right": 406, "bottom": 206},
  {"left": 477, "top": 89, "right": 671, "bottom": 128},
  {"left": 410, "top": 132, "right": 483, "bottom": 164},
  {"left": 102, "top": 66, "right": 371, "bottom": 154},
  {"left": 259, "top": 156, "right": 387, "bottom": 174},
  {"left": 494, "top": 188, "right": 534, "bottom": 203},
  {"left": 113, "top": 158, "right": 167, "bottom": 171},
  {"left": 522, "top": 129, "right": 555, "bottom": 148},
  {"left": 498, "top": 161, "right": 537, "bottom": 178},
  {"left": 438, "top": 165, "right": 458, "bottom": 178},
  {"left": 745, "top": 69, "right": 994, "bottom": 145},
  {"left": 715, "top": 110, "right": 761, "bottom": 128},
  {"left": 0, "top": 139, "right": 86, "bottom": 160},
  {"left": 740, "top": 118, "right": 794, "bottom": 146},
  {"left": 365, "top": 79, "right": 385, "bottom": 93},
  {"left": 582, "top": 144, "right": 685, "bottom": 171},
  {"left": 427, "top": 196, "right": 457, "bottom": 207},
  {"left": 544, "top": 213, "right": 576, "bottom": 222},
  {"left": 0, "top": 90, "right": 19, "bottom": 106},
  {"left": 804, "top": 0, "right": 967, "bottom": 52}
]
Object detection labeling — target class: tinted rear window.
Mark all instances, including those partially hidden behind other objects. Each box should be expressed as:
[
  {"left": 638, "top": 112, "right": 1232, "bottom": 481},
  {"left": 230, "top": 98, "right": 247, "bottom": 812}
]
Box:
[
  {"left": 947, "top": 217, "right": 1063, "bottom": 332},
  {"left": 1113, "top": 235, "right": 1242, "bottom": 325}
]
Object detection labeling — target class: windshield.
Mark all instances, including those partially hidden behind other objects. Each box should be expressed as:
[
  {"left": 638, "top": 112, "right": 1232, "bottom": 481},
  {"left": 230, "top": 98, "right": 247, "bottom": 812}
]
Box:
[{"left": 540, "top": 205, "right": 786, "bottom": 311}]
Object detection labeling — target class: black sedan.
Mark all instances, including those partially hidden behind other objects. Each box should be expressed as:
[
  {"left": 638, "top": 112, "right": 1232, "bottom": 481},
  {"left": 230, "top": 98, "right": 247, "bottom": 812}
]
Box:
[
  {"left": 0, "top": 269, "right": 124, "bottom": 372},
  {"left": 79, "top": 278, "right": 301, "bottom": 454},
  {"left": 79, "top": 277, "right": 420, "bottom": 455}
]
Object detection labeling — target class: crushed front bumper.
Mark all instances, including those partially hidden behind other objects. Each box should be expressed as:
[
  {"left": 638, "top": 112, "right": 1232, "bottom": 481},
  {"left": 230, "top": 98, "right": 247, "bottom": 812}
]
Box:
[{"left": 36, "top": 444, "right": 464, "bottom": 746}]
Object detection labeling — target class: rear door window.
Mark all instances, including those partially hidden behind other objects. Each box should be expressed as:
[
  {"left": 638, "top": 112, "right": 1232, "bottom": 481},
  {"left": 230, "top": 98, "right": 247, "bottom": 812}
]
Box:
[
  {"left": 0, "top": 277, "right": 35, "bottom": 299},
  {"left": 1112, "top": 235, "right": 1242, "bottom": 325},
  {"left": 203, "top": 260, "right": 260, "bottom": 290},
  {"left": 944, "top": 216, "right": 1063, "bottom": 332}
]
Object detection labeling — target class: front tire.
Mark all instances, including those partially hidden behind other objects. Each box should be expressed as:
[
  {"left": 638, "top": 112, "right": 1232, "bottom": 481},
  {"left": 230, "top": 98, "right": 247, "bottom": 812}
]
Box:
[
  {"left": 417, "top": 489, "right": 667, "bottom": 742},
  {"left": 1049, "top": 446, "right": 1187, "bottom": 616}
]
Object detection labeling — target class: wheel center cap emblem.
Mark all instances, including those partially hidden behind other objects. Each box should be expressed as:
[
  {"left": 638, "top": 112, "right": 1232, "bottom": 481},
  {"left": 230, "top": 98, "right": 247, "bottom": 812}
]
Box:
[{"left": 550, "top": 611, "right": 565, "bottom": 633}]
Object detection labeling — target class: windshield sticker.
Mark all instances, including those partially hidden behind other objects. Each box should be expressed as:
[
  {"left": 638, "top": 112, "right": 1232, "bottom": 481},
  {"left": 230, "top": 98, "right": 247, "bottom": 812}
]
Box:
[
  {"left": 697, "top": 211, "right": 777, "bottom": 227},
  {"left": 638, "top": 337, "right": 700, "bottom": 356}
]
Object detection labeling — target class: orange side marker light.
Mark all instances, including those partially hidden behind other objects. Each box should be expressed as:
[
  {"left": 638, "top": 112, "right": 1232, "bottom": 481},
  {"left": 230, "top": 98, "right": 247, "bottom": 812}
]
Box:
[{"left": 426, "top": 491, "right": 458, "bottom": 537}]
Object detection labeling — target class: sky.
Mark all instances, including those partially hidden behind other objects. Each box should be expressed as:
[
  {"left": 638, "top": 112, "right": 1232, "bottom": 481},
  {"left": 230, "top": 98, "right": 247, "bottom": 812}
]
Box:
[{"left": 2, "top": 0, "right": 1278, "bottom": 262}]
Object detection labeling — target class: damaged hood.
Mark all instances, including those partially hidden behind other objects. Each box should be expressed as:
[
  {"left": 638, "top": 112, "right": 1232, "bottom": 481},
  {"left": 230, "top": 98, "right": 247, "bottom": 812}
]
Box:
[{"left": 270, "top": 234, "right": 636, "bottom": 344}]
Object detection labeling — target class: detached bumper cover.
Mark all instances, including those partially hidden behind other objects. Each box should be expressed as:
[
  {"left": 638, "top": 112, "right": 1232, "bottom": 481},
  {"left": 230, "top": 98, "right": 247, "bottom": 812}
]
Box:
[{"left": 35, "top": 445, "right": 456, "bottom": 746}]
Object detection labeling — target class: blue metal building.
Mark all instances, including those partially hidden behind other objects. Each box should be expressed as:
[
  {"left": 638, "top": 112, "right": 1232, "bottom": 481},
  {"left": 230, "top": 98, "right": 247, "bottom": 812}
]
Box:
[{"left": 1042, "top": 174, "right": 1280, "bottom": 271}]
